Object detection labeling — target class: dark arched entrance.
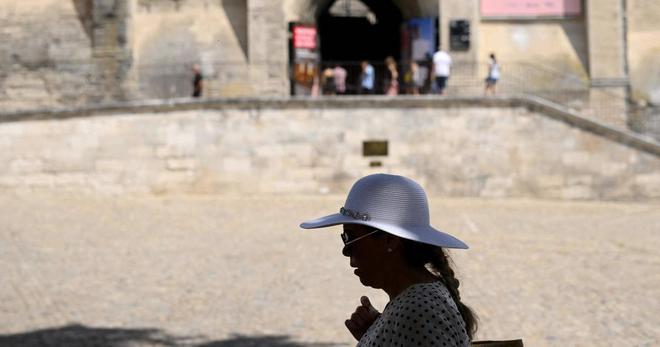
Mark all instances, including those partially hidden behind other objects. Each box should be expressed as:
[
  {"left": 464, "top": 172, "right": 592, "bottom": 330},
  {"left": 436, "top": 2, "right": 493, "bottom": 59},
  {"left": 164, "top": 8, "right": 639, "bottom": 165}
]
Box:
[
  {"left": 317, "top": 0, "right": 403, "bottom": 93},
  {"left": 318, "top": 0, "right": 402, "bottom": 62}
]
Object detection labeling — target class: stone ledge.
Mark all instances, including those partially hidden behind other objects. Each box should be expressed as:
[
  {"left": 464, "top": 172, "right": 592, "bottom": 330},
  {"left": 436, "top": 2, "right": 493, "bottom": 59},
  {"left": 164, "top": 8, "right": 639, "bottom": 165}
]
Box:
[
  {"left": 1, "top": 95, "right": 659, "bottom": 157},
  {"left": 522, "top": 95, "right": 660, "bottom": 157},
  {"left": 0, "top": 95, "right": 518, "bottom": 121}
]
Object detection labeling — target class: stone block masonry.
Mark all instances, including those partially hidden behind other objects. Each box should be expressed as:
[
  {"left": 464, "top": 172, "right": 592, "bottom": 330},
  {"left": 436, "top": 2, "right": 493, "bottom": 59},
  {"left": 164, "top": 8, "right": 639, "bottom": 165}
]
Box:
[
  {"left": 0, "top": 97, "right": 659, "bottom": 200},
  {"left": 0, "top": 0, "right": 285, "bottom": 112},
  {"left": 0, "top": 0, "right": 131, "bottom": 111}
]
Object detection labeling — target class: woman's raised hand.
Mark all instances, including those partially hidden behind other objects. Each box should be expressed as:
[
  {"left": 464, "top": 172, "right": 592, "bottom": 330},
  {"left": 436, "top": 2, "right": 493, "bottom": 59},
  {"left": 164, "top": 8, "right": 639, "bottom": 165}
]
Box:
[{"left": 345, "top": 296, "right": 381, "bottom": 341}]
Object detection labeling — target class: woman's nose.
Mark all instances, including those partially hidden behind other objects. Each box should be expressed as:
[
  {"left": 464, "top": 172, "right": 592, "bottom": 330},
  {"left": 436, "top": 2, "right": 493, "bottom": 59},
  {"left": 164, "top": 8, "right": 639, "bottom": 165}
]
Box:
[{"left": 342, "top": 244, "right": 351, "bottom": 257}]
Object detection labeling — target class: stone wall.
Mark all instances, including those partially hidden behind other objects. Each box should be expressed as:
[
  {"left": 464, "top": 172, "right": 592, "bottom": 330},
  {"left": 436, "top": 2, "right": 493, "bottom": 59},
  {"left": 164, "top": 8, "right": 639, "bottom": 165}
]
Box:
[
  {"left": 0, "top": 0, "right": 100, "bottom": 111},
  {"left": 0, "top": 0, "right": 131, "bottom": 111},
  {"left": 248, "top": 0, "right": 289, "bottom": 96},
  {"left": 627, "top": 0, "right": 660, "bottom": 105},
  {"left": 129, "top": 0, "right": 253, "bottom": 99},
  {"left": 478, "top": 20, "right": 589, "bottom": 81},
  {"left": 0, "top": 0, "right": 287, "bottom": 111},
  {"left": 1, "top": 98, "right": 658, "bottom": 200},
  {"left": 2, "top": 0, "right": 658, "bottom": 110},
  {"left": 587, "top": 0, "right": 626, "bottom": 82},
  {"left": 440, "top": 0, "right": 480, "bottom": 63}
]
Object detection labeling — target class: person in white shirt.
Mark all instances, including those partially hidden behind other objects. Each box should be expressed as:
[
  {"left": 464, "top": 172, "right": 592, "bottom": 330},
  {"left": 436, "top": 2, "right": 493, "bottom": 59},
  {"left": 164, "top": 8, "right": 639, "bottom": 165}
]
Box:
[
  {"left": 432, "top": 49, "right": 452, "bottom": 95},
  {"left": 359, "top": 61, "right": 375, "bottom": 94},
  {"left": 484, "top": 53, "right": 501, "bottom": 96}
]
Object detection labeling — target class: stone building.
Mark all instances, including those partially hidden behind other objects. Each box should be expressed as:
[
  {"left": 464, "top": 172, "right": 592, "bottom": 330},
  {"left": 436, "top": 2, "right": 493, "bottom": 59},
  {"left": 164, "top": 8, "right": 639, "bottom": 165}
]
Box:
[{"left": 0, "top": 0, "right": 659, "bottom": 111}]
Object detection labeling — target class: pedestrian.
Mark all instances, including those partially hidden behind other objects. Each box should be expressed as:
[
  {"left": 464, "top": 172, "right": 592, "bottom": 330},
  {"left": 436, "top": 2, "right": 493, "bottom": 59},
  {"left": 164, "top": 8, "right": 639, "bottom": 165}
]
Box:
[
  {"left": 432, "top": 49, "right": 452, "bottom": 95},
  {"left": 300, "top": 174, "right": 477, "bottom": 347},
  {"left": 311, "top": 70, "right": 320, "bottom": 97},
  {"left": 384, "top": 56, "right": 399, "bottom": 96},
  {"left": 484, "top": 53, "right": 501, "bottom": 96},
  {"left": 404, "top": 61, "right": 424, "bottom": 95},
  {"left": 191, "top": 64, "right": 203, "bottom": 98},
  {"left": 359, "top": 60, "right": 375, "bottom": 95},
  {"left": 321, "top": 66, "right": 336, "bottom": 95},
  {"left": 333, "top": 64, "right": 348, "bottom": 95}
]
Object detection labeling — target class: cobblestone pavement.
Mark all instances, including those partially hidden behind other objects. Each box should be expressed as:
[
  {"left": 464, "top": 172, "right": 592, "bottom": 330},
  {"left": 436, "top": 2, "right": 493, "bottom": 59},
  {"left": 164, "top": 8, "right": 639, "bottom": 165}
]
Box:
[{"left": 0, "top": 193, "right": 658, "bottom": 347}]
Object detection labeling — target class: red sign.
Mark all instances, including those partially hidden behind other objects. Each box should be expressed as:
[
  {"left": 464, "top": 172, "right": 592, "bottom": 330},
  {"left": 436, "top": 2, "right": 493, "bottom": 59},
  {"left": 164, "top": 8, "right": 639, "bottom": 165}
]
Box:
[
  {"left": 293, "top": 26, "right": 317, "bottom": 49},
  {"left": 481, "top": 0, "right": 582, "bottom": 17}
]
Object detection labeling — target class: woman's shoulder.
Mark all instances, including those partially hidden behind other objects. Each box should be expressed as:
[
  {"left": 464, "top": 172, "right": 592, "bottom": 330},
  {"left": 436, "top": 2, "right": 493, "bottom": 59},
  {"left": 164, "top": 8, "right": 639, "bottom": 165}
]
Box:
[
  {"left": 406, "top": 281, "right": 452, "bottom": 297},
  {"left": 386, "top": 281, "right": 456, "bottom": 314},
  {"left": 373, "top": 281, "right": 469, "bottom": 346}
]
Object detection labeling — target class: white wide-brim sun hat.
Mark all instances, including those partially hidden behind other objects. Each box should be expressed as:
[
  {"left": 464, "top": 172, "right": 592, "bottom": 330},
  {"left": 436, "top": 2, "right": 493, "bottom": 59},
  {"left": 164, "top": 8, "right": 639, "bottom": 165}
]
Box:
[{"left": 300, "top": 173, "right": 468, "bottom": 249}]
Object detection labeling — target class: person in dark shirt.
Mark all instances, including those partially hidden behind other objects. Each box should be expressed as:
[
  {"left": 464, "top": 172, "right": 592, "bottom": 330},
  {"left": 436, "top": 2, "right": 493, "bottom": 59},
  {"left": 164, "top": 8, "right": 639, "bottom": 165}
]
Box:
[{"left": 192, "top": 64, "right": 203, "bottom": 98}]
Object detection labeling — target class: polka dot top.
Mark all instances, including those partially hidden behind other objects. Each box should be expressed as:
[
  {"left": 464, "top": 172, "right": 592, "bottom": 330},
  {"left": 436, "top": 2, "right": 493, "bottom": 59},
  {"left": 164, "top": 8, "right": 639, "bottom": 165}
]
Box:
[{"left": 356, "top": 281, "right": 469, "bottom": 347}]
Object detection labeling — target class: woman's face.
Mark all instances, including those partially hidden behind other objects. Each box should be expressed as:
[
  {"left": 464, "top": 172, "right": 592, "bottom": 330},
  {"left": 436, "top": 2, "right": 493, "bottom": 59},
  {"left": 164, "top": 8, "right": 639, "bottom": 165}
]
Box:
[{"left": 342, "top": 224, "right": 389, "bottom": 289}]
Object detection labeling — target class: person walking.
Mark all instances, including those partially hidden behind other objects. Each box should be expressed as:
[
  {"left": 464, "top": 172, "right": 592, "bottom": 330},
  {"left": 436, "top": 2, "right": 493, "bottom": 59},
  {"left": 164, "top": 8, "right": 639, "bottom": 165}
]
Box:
[
  {"left": 191, "top": 64, "right": 203, "bottom": 98},
  {"left": 300, "top": 174, "right": 477, "bottom": 347},
  {"left": 484, "top": 53, "right": 501, "bottom": 96},
  {"left": 321, "top": 67, "right": 336, "bottom": 95},
  {"left": 384, "top": 56, "right": 399, "bottom": 96},
  {"left": 333, "top": 64, "right": 348, "bottom": 95},
  {"left": 359, "top": 61, "right": 375, "bottom": 95},
  {"left": 404, "top": 61, "right": 424, "bottom": 95},
  {"left": 432, "top": 49, "right": 452, "bottom": 95}
]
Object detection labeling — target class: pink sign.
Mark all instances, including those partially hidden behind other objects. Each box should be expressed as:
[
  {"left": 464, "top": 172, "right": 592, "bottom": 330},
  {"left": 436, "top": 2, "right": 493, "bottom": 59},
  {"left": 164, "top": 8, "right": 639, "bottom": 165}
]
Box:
[
  {"left": 293, "top": 26, "right": 317, "bottom": 49},
  {"left": 481, "top": 0, "right": 582, "bottom": 17}
]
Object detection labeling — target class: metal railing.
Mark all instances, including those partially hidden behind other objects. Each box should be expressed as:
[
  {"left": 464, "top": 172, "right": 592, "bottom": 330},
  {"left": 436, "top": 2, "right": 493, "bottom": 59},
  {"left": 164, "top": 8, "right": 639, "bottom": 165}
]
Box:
[
  {"left": 0, "top": 58, "right": 657, "bottom": 140},
  {"left": 299, "top": 59, "right": 646, "bottom": 134}
]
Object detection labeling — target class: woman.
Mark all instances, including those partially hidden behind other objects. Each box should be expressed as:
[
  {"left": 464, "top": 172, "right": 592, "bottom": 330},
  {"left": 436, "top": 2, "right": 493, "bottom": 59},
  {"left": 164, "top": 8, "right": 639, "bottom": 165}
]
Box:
[
  {"left": 484, "top": 53, "right": 500, "bottom": 96},
  {"left": 300, "top": 174, "right": 477, "bottom": 346},
  {"left": 384, "top": 56, "right": 399, "bottom": 96}
]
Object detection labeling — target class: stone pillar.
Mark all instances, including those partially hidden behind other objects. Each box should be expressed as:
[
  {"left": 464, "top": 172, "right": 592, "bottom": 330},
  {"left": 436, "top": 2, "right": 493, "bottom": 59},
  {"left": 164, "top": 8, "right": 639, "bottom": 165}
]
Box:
[
  {"left": 92, "top": 0, "right": 132, "bottom": 102},
  {"left": 626, "top": 0, "right": 660, "bottom": 106},
  {"left": 586, "top": 0, "right": 626, "bottom": 81},
  {"left": 438, "top": 0, "right": 479, "bottom": 59},
  {"left": 438, "top": 0, "right": 480, "bottom": 93},
  {"left": 248, "top": 0, "right": 289, "bottom": 96},
  {"left": 586, "top": 0, "right": 629, "bottom": 127}
]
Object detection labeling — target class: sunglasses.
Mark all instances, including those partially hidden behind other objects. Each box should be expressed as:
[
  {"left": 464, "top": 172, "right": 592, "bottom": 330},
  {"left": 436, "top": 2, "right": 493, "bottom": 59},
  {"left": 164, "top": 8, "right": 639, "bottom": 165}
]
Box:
[{"left": 341, "top": 229, "right": 380, "bottom": 246}]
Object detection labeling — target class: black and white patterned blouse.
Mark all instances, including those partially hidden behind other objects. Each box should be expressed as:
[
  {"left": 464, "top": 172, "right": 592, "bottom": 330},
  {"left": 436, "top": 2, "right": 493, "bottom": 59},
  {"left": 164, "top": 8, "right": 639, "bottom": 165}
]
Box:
[{"left": 357, "top": 281, "right": 469, "bottom": 347}]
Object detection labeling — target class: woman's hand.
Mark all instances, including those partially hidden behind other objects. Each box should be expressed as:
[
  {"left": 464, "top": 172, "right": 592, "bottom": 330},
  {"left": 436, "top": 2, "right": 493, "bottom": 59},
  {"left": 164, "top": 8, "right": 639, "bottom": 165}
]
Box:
[{"left": 345, "top": 296, "right": 381, "bottom": 341}]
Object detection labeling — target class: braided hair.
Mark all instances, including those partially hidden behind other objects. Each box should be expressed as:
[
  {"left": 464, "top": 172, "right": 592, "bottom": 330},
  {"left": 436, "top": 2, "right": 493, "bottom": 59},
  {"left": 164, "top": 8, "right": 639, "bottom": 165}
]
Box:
[{"left": 400, "top": 238, "right": 478, "bottom": 339}]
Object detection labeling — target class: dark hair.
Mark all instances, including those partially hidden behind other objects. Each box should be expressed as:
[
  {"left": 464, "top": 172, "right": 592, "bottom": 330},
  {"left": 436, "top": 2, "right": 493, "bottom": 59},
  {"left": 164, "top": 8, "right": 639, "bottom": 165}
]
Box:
[
  {"left": 489, "top": 53, "right": 496, "bottom": 62},
  {"left": 400, "top": 238, "right": 478, "bottom": 339}
]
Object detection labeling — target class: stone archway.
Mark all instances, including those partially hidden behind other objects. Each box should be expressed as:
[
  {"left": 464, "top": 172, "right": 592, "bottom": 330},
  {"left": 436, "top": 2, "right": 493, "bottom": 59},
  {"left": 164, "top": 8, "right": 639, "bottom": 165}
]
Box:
[
  {"left": 317, "top": 0, "right": 403, "bottom": 62},
  {"left": 285, "top": 0, "right": 436, "bottom": 24},
  {"left": 285, "top": 0, "right": 438, "bottom": 63},
  {"left": 284, "top": 0, "right": 435, "bottom": 23},
  {"left": 284, "top": 0, "right": 438, "bottom": 93},
  {"left": 284, "top": 0, "right": 439, "bottom": 61}
]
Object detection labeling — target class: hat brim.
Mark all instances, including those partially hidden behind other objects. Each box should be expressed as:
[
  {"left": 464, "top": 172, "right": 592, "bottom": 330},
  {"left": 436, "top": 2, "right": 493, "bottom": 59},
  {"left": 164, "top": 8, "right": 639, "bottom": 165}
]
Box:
[{"left": 300, "top": 213, "right": 468, "bottom": 249}]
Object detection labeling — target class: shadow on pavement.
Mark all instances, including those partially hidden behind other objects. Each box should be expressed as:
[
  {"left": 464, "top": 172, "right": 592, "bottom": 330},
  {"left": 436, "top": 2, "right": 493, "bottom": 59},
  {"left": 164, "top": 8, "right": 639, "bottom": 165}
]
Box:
[
  {"left": 0, "top": 324, "right": 342, "bottom": 347},
  {"left": 197, "top": 334, "right": 340, "bottom": 347}
]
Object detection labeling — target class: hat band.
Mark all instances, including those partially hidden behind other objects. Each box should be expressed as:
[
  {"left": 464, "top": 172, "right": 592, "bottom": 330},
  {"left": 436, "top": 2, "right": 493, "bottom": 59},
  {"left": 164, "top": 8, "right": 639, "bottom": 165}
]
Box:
[{"left": 340, "top": 207, "right": 371, "bottom": 221}]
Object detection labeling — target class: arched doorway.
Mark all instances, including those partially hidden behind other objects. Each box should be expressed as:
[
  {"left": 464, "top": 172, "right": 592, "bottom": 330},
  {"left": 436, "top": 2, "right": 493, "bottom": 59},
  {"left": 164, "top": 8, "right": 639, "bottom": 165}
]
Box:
[
  {"left": 317, "top": 0, "right": 402, "bottom": 62},
  {"left": 316, "top": 0, "right": 403, "bottom": 93}
]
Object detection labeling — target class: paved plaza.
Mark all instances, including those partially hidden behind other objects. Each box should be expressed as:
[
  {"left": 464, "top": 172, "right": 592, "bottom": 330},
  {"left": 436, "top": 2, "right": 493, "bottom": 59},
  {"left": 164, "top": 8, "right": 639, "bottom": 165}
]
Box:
[{"left": 0, "top": 193, "right": 658, "bottom": 346}]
